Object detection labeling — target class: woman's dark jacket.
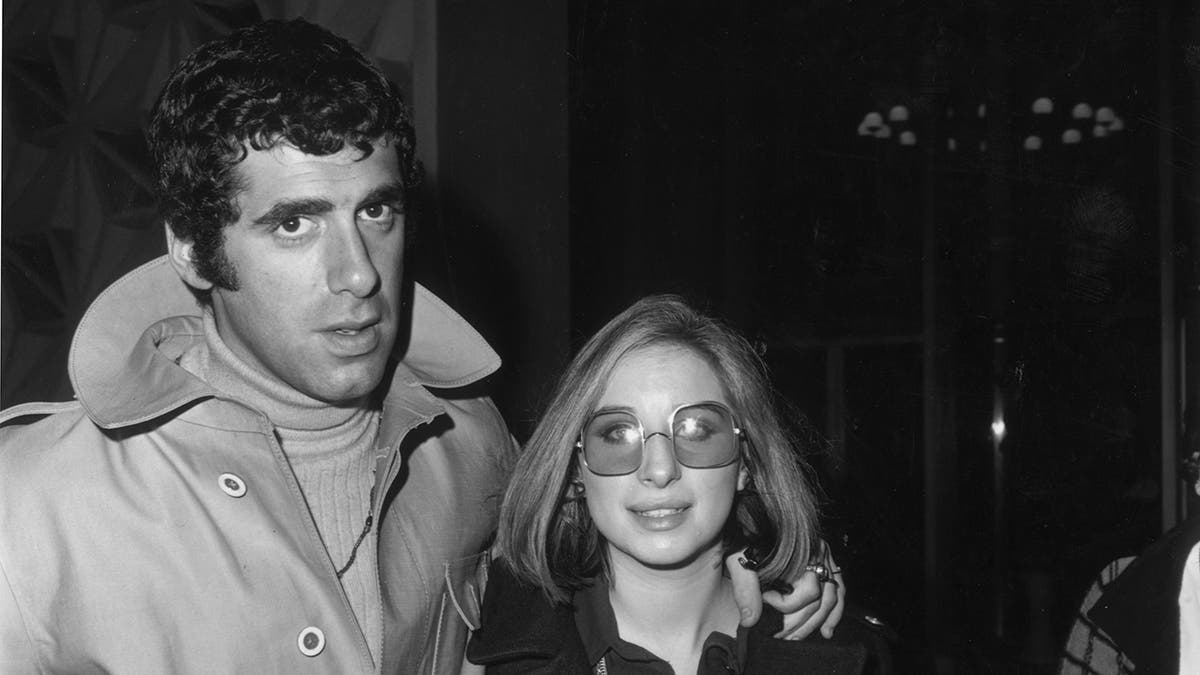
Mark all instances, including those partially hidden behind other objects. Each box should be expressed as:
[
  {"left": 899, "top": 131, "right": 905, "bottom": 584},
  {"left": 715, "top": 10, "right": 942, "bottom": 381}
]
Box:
[{"left": 466, "top": 561, "right": 890, "bottom": 674}]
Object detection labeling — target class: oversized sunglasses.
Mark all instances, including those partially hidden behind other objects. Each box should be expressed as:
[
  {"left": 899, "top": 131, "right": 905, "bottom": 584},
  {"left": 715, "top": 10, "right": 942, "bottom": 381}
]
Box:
[{"left": 576, "top": 401, "right": 744, "bottom": 476}]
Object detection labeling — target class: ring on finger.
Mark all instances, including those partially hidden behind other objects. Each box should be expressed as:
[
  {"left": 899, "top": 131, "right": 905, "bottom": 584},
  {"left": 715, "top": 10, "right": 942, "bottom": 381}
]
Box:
[{"left": 804, "top": 562, "right": 841, "bottom": 587}]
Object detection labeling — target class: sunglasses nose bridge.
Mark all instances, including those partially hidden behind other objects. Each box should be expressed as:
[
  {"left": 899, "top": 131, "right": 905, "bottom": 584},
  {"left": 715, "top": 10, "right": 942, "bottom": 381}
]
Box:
[
  {"left": 641, "top": 430, "right": 676, "bottom": 462},
  {"left": 637, "top": 431, "right": 681, "bottom": 485}
]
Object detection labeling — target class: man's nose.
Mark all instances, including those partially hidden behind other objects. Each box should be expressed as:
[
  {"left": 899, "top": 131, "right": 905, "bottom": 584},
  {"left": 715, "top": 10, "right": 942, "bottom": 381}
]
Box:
[
  {"left": 327, "top": 220, "right": 380, "bottom": 297},
  {"left": 637, "top": 432, "right": 680, "bottom": 488}
]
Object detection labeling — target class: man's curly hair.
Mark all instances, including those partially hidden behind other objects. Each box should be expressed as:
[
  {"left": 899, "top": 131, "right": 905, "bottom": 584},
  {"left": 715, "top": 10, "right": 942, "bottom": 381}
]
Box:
[{"left": 147, "top": 18, "right": 421, "bottom": 295}]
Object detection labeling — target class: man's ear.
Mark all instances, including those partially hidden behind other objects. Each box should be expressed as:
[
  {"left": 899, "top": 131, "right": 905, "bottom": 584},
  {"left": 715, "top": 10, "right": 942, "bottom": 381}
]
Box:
[{"left": 165, "top": 223, "right": 213, "bottom": 291}]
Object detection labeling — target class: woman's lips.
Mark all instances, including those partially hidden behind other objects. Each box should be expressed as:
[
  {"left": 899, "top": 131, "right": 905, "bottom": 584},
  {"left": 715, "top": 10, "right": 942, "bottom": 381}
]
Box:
[{"left": 630, "top": 504, "right": 690, "bottom": 530}]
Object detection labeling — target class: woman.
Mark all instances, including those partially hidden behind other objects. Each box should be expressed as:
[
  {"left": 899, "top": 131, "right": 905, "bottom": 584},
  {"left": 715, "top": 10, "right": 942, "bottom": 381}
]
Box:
[{"left": 467, "top": 295, "right": 871, "bottom": 674}]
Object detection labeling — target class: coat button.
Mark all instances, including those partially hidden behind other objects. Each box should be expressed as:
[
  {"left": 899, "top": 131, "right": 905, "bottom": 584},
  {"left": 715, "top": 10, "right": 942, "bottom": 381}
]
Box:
[
  {"left": 298, "top": 626, "right": 325, "bottom": 656},
  {"left": 218, "top": 473, "right": 246, "bottom": 498}
]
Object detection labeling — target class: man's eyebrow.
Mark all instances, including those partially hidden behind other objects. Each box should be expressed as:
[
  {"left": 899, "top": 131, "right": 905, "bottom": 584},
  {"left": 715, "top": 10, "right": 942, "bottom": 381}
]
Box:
[
  {"left": 251, "top": 198, "right": 334, "bottom": 225},
  {"left": 358, "top": 181, "right": 407, "bottom": 209}
]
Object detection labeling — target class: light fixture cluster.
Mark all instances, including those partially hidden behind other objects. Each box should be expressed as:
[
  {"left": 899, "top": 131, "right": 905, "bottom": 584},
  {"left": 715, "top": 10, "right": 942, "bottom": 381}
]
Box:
[
  {"left": 856, "top": 105, "right": 918, "bottom": 145},
  {"left": 1048, "top": 100, "right": 1125, "bottom": 147},
  {"left": 855, "top": 98, "right": 1126, "bottom": 151}
]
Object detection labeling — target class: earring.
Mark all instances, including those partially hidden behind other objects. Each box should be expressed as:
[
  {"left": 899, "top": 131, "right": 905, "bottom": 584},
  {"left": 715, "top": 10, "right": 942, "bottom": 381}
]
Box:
[
  {"left": 566, "top": 478, "right": 586, "bottom": 500},
  {"left": 738, "top": 470, "right": 754, "bottom": 493}
]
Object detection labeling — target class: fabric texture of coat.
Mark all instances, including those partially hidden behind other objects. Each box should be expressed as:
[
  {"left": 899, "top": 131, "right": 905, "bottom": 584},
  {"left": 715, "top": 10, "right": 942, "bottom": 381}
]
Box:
[
  {"left": 0, "top": 256, "right": 517, "bottom": 675},
  {"left": 466, "top": 560, "right": 879, "bottom": 675}
]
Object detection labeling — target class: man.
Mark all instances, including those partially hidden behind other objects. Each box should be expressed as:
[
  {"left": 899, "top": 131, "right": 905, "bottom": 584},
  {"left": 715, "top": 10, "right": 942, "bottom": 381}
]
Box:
[{"left": 0, "top": 19, "right": 840, "bottom": 674}]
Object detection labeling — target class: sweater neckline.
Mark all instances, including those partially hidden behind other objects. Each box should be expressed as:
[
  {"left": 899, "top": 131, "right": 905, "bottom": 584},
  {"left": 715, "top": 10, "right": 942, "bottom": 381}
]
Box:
[{"left": 178, "top": 311, "right": 379, "bottom": 434}]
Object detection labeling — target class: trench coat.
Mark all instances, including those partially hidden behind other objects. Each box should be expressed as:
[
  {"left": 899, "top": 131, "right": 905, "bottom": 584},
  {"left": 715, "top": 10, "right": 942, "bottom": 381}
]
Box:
[{"left": 0, "top": 256, "right": 517, "bottom": 674}]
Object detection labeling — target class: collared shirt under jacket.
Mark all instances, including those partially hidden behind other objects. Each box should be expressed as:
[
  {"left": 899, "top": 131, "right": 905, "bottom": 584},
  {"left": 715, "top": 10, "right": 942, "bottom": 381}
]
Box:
[{"left": 0, "top": 256, "right": 517, "bottom": 674}]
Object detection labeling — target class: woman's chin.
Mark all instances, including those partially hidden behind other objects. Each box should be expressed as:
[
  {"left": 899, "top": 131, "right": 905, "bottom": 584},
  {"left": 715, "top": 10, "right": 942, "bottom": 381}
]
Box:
[{"left": 614, "top": 540, "right": 724, "bottom": 572}]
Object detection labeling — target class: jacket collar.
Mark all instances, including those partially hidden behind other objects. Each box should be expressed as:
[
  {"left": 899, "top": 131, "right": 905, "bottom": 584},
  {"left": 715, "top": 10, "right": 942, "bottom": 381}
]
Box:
[
  {"left": 69, "top": 255, "right": 500, "bottom": 429},
  {"left": 466, "top": 562, "right": 592, "bottom": 674},
  {"left": 469, "top": 563, "right": 814, "bottom": 674}
]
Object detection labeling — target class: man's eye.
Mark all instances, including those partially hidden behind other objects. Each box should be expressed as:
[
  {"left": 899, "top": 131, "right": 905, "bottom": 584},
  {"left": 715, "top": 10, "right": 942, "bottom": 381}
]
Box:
[
  {"left": 359, "top": 203, "right": 395, "bottom": 221},
  {"left": 272, "top": 217, "right": 316, "bottom": 239}
]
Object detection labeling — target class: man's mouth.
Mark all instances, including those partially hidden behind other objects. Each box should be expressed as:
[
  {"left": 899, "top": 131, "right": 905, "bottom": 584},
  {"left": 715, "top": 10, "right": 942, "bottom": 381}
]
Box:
[
  {"left": 327, "top": 314, "right": 381, "bottom": 333},
  {"left": 323, "top": 320, "right": 382, "bottom": 356}
]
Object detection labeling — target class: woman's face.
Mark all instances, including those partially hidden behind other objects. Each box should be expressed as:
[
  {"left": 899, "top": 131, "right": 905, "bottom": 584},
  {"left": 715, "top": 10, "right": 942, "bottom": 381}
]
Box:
[{"left": 580, "top": 345, "right": 747, "bottom": 572}]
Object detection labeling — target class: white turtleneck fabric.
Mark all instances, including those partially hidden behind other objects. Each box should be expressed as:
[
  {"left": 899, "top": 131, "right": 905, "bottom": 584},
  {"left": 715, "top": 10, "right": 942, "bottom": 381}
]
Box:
[{"left": 178, "top": 312, "right": 384, "bottom": 662}]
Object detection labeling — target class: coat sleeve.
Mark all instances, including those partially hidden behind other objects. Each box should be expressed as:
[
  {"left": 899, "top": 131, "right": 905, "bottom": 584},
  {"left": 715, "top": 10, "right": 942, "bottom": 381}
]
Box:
[{"left": 0, "top": 555, "right": 38, "bottom": 674}]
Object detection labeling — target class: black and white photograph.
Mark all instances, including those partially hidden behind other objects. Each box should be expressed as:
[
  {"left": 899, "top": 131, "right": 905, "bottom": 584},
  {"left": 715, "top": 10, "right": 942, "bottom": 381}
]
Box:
[{"left": 1, "top": 1, "right": 1197, "bottom": 673}]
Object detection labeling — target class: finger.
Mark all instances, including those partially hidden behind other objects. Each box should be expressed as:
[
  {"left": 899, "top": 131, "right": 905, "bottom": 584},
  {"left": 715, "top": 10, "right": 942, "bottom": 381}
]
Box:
[
  {"left": 817, "top": 571, "right": 842, "bottom": 638},
  {"left": 775, "top": 591, "right": 826, "bottom": 640},
  {"left": 766, "top": 569, "right": 822, "bottom": 613},
  {"left": 725, "top": 549, "right": 763, "bottom": 627},
  {"left": 766, "top": 570, "right": 825, "bottom": 639},
  {"left": 820, "top": 550, "right": 847, "bottom": 638}
]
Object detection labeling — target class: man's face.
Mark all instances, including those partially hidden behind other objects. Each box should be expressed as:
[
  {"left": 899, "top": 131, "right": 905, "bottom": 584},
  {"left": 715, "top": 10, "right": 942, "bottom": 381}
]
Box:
[{"left": 204, "top": 139, "right": 405, "bottom": 404}]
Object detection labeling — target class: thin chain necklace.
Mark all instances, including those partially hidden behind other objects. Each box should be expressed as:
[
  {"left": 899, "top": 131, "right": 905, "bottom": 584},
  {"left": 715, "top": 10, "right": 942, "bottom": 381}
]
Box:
[
  {"left": 336, "top": 483, "right": 376, "bottom": 579},
  {"left": 334, "top": 411, "right": 383, "bottom": 580}
]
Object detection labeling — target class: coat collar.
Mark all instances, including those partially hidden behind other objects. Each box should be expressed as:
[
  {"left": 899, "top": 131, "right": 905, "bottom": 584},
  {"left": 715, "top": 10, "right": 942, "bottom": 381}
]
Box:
[
  {"left": 69, "top": 255, "right": 500, "bottom": 429},
  {"left": 466, "top": 562, "right": 593, "bottom": 674}
]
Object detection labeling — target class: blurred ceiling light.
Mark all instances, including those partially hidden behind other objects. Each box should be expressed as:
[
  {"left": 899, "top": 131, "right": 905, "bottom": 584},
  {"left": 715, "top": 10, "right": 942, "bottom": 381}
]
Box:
[{"left": 857, "top": 111, "right": 884, "bottom": 136}]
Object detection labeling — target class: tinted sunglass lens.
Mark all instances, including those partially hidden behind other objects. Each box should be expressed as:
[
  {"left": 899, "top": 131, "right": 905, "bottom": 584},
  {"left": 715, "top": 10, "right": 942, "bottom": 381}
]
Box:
[
  {"left": 583, "top": 411, "right": 642, "bottom": 474},
  {"left": 672, "top": 404, "right": 739, "bottom": 468}
]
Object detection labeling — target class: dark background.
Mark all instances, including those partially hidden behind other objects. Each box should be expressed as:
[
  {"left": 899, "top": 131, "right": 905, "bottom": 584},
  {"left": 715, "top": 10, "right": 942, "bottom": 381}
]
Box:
[{"left": 4, "top": 1, "right": 1199, "bottom": 672}]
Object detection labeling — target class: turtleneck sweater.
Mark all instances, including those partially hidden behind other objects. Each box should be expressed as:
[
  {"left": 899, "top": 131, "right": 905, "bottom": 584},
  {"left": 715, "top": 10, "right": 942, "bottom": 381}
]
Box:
[{"left": 178, "top": 312, "right": 383, "bottom": 662}]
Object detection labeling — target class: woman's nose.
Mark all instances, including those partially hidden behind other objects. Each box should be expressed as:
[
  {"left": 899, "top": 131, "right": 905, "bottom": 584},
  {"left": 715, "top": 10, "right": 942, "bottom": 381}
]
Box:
[{"left": 637, "top": 432, "right": 681, "bottom": 487}]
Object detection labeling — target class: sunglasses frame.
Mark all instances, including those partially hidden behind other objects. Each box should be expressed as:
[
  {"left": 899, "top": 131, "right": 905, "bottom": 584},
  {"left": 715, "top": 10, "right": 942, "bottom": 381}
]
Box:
[{"left": 575, "top": 400, "right": 744, "bottom": 476}]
